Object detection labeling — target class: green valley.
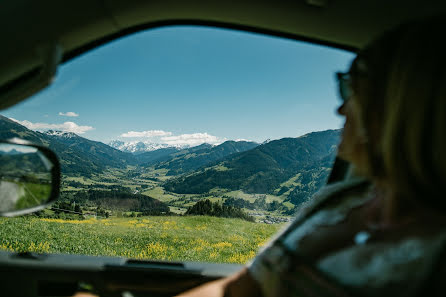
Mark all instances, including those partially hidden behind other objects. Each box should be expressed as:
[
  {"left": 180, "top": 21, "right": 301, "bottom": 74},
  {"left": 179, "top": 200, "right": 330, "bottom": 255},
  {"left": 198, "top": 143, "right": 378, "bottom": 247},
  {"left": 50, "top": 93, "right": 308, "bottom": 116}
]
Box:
[{"left": 1, "top": 115, "right": 341, "bottom": 222}]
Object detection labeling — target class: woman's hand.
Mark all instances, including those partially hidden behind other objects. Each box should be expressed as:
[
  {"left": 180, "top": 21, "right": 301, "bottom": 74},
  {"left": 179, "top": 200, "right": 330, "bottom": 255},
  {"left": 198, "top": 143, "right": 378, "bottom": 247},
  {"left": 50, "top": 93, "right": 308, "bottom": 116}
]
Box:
[{"left": 176, "top": 267, "right": 262, "bottom": 297}]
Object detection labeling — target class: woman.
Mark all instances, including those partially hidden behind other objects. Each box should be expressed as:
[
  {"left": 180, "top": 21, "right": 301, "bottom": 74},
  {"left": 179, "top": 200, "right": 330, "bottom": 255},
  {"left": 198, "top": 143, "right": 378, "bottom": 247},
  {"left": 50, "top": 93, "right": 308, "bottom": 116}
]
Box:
[{"left": 177, "top": 16, "right": 446, "bottom": 297}]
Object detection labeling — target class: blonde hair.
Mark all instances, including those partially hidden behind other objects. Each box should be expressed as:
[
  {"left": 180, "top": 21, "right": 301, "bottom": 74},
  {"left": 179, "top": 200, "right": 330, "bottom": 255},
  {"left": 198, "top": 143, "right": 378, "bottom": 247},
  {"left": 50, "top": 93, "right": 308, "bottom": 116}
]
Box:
[{"left": 356, "top": 17, "right": 446, "bottom": 209}]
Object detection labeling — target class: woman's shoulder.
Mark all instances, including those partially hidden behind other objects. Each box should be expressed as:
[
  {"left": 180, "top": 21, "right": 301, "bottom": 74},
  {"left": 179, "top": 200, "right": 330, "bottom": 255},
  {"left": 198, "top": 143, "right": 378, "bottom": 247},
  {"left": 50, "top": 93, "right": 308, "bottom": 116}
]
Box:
[
  {"left": 317, "top": 227, "right": 446, "bottom": 297},
  {"left": 254, "top": 177, "right": 371, "bottom": 252},
  {"left": 249, "top": 177, "right": 446, "bottom": 297},
  {"left": 248, "top": 178, "right": 372, "bottom": 296}
]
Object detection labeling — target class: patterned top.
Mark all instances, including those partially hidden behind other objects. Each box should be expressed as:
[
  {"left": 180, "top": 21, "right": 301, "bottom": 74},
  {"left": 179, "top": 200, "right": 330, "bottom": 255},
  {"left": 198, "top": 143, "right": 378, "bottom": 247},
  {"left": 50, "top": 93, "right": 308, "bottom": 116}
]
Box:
[{"left": 248, "top": 178, "right": 446, "bottom": 297}]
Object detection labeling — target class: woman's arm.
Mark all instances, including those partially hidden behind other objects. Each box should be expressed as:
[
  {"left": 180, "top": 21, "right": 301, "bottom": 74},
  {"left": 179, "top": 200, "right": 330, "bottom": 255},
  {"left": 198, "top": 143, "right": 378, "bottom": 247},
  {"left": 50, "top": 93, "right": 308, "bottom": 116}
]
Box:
[{"left": 176, "top": 268, "right": 263, "bottom": 297}]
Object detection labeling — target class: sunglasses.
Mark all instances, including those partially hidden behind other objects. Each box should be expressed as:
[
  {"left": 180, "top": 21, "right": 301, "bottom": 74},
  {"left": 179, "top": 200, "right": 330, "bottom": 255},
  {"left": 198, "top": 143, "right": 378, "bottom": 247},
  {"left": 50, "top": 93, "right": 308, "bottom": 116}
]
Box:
[
  {"left": 335, "top": 72, "right": 353, "bottom": 103},
  {"left": 336, "top": 57, "right": 368, "bottom": 102}
]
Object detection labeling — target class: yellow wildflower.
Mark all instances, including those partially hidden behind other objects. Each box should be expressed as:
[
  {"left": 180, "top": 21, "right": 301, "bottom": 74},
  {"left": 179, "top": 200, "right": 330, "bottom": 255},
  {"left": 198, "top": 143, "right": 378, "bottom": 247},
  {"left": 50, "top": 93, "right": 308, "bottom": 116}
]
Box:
[{"left": 212, "top": 242, "right": 233, "bottom": 249}]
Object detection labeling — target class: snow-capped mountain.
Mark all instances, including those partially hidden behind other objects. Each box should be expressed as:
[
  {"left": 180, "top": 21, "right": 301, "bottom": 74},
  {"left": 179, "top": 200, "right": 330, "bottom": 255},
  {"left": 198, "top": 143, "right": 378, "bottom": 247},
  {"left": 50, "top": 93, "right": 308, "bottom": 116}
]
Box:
[
  {"left": 0, "top": 118, "right": 137, "bottom": 175},
  {"left": 108, "top": 140, "right": 188, "bottom": 154},
  {"left": 44, "top": 130, "right": 78, "bottom": 138}
]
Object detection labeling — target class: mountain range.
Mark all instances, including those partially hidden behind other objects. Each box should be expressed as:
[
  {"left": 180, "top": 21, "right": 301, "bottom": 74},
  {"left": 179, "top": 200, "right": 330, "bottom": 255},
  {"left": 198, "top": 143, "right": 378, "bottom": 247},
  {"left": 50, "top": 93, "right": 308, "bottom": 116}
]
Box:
[
  {"left": 108, "top": 140, "right": 185, "bottom": 154},
  {"left": 0, "top": 115, "right": 341, "bottom": 206},
  {"left": 151, "top": 141, "right": 259, "bottom": 175},
  {"left": 164, "top": 130, "right": 340, "bottom": 203},
  {"left": 0, "top": 115, "right": 261, "bottom": 177},
  {"left": 0, "top": 115, "right": 136, "bottom": 175}
]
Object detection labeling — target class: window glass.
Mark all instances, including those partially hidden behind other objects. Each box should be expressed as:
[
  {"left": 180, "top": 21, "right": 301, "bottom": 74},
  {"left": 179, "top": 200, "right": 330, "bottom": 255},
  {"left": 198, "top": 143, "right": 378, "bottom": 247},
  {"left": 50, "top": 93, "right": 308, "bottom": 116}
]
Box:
[{"left": 0, "top": 26, "right": 354, "bottom": 263}]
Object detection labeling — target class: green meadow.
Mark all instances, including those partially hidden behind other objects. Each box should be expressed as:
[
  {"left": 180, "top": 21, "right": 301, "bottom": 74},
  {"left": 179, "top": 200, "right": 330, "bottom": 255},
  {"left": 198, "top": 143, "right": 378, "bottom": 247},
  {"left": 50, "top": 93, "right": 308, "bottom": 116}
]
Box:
[{"left": 0, "top": 216, "right": 282, "bottom": 264}]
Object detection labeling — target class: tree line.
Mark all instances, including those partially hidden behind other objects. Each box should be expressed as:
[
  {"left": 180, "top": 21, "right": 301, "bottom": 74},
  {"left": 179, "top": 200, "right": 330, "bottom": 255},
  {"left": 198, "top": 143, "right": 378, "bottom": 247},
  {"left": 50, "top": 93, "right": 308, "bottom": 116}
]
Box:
[{"left": 185, "top": 199, "right": 255, "bottom": 222}]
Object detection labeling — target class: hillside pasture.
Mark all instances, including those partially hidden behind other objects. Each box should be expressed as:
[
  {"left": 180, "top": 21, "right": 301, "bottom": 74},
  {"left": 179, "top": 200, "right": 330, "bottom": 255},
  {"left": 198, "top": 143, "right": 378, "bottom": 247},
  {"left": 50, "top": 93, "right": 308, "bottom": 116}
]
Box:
[{"left": 0, "top": 216, "right": 282, "bottom": 264}]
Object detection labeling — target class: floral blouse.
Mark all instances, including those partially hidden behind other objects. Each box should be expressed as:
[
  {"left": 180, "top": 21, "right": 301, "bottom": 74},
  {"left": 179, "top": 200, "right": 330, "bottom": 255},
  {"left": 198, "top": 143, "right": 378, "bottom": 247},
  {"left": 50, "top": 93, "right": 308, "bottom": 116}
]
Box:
[{"left": 248, "top": 178, "right": 446, "bottom": 297}]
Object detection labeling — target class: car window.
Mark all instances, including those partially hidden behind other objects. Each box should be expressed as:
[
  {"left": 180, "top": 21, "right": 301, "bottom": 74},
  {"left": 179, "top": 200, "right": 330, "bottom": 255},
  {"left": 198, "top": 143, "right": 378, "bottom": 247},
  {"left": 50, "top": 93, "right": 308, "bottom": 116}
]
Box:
[{"left": 0, "top": 26, "right": 353, "bottom": 263}]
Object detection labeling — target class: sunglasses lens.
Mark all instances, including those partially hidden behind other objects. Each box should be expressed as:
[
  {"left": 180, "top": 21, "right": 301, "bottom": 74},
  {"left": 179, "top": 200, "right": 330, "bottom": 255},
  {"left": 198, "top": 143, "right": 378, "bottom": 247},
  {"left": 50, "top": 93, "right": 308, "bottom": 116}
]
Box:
[{"left": 336, "top": 72, "right": 352, "bottom": 102}]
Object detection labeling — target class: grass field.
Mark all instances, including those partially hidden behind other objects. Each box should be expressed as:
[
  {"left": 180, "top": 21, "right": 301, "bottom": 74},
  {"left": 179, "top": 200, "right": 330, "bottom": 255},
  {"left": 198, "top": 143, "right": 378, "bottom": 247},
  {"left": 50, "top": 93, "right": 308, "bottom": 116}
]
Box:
[
  {"left": 224, "top": 190, "right": 285, "bottom": 204},
  {"left": 142, "top": 186, "right": 178, "bottom": 202},
  {"left": 0, "top": 216, "right": 283, "bottom": 264}
]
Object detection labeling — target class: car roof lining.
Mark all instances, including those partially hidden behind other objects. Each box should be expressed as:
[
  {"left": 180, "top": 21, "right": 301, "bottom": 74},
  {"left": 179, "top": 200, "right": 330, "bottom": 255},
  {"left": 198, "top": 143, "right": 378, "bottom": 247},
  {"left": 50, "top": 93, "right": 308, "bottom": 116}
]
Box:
[
  {"left": 63, "top": 19, "right": 359, "bottom": 64},
  {"left": 1, "top": 0, "right": 446, "bottom": 110}
]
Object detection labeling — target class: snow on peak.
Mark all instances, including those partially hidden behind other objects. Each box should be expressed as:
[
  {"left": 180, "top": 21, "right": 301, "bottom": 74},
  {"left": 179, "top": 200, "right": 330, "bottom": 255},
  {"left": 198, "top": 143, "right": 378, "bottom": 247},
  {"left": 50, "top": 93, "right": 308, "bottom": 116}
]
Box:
[
  {"left": 44, "top": 130, "right": 77, "bottom": 138},
  {"left": 108, "top": 140, "right": 188, "bottom": 154}
]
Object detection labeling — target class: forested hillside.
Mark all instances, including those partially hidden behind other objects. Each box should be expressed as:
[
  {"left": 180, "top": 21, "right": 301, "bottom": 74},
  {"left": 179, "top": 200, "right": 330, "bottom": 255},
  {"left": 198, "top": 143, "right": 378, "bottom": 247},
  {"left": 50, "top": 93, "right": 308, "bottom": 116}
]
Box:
[
  {"left": 153, "top": 140, "right": 258, "bottom": 175},
  {"left": 163, "top": 130, "right": 340, "bottom": 200}
]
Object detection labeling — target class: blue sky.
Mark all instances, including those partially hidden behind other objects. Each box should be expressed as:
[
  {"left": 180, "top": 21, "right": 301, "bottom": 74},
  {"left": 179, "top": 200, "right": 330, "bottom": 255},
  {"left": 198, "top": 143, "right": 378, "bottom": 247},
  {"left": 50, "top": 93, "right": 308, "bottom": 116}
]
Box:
[{"left": 3, "top": 26, "right": 354, "bottom": 146}]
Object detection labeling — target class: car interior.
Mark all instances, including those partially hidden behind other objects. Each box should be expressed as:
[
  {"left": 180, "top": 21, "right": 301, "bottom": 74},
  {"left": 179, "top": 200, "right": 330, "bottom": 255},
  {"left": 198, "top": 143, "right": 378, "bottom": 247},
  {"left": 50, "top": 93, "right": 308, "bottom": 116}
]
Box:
[{"left": 1, "top": 1, "right": 446, "bottom": 296}]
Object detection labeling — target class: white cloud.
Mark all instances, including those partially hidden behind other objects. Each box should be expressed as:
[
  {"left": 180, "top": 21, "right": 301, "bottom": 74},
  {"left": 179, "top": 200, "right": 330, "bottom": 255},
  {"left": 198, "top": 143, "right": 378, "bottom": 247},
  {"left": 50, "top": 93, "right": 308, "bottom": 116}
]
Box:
[
  {"left": 59, "top": 112, "right": 79, "bottom": 117},
  {"left": 121, "top": 130, "right": 173, "bottom": 138},
  {"left": 120, "top": 129, "right": 226, "bottom": 146},
  {"left": 10, "top": 118, "right": 93, "bottom": 134},
  {"left": 161, "top": 133, "right": 226, "bottom": 146}
]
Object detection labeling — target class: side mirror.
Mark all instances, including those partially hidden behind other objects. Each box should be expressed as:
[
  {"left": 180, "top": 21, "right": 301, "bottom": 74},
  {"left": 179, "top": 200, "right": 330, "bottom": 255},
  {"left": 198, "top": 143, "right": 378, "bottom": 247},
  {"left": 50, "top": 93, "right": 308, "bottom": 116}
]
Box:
[{"left": 0, "top": 139, "right": 60, "bottom": 216}]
